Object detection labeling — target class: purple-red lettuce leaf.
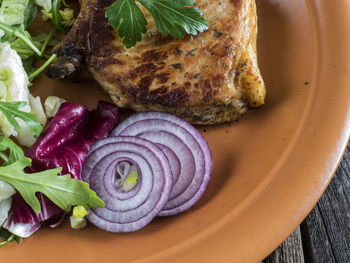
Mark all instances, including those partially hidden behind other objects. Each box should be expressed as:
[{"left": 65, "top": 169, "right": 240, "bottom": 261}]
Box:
[{"left": 4, "top": 101, "right": 118, "bottom": 237}]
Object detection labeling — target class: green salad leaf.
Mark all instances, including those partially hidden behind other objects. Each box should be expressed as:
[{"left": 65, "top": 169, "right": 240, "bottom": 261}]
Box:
[
  {"left": 0, "top": 101, "right": 42, "bottom": 137},
  {"left": 0, "top": 0, "right": 57, "bottom": 76},
  {"left": 0, "top": 0, "right": 30, "bottom": 26},
  {"left": 0, "top": 135, "right": 25, "bottom": 164},
  {"left": 23, "top": 0, "right": 38, "bottom": 28},
  {"left": 0, "top": 227, "right": 22, "bottom": 247},
  {"left": 0, "top": 22, "right": 41, "bottom": 56},
  {"left": 21, "top": 56, "right": 35, "bottom": 74},
  {"left": 106, "top": 0, "right": 208, "bottom": 48},
  {"left": 10, "top": 36, "right": 40, "bottom": 59},
  {"left": 51, "top": 0, "right": 68, "bottom": 32},
  {"left": 32, "top": 31, "right": 58, "bottom": 48},
  {"left": 0, "top": 157, "right": 105, "bottom": 214}
]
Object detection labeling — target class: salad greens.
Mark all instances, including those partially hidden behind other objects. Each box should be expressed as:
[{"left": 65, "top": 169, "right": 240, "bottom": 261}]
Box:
[
  {"left": 41, "top": 0, "right": 75, "bottom": 32},
  {"left": 0, "top": 0, "right": 61, "bottom": 79},
  {"left": 4, "top": 102, "right": 118, "bottom": 238},
  {"left": 23, "top": 0, "right": 38, "bottom": 28},
  {"left": 0, "top": 157, "right": 105, "bottom": 214},
  {"left": 51, "top": 0, "right": 67, "bottom": 32},
  {"left": 0, "top": 0, "right": 33, "bottom": 26},
  {"left": 0, "top": 135, "right": 25, "bottom": 164},
  {"left": 0, "top": 22, "right": 41, "bottom": 56},
  {"left": 106, "top": 0, "right": 208, "bottom": 48},
  {"left": 0, "top": 0, "right": 105, "bottom": 244},
  {"left": 34, "top": 0, "right": 52, "bottom": 12},
  {"left": 0, "top": 135, "right": 106, "bottom": 242},
  {"left": 0, "top": 101, "right": 42, "bottom": 137},
  {"left": 0, "top": 0, "right": 61, "bottom": 142},
  {"left": 28, "top": 53, "right": 56, "bottom": 80},
  {"left": 0, "top": 42, "right": 33, "bottom": 141},
  {"left": 0, "top": 227, "right": 22, "bottom": 246}
]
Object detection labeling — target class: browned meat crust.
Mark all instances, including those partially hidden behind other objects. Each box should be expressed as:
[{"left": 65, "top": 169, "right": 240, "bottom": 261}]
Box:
[{"left": 46, "top": 0, "right": 265, "bottom": 125}]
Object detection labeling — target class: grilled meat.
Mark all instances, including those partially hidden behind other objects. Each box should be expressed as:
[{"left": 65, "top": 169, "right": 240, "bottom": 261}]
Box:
[{"left": 46, "top": 0, "right": 265, "bottom": 124}]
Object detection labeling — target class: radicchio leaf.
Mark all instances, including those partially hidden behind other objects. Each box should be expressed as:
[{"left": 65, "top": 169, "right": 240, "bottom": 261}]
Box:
[{"left": 3, "top": 101, "right": 118, "bottom": 237}]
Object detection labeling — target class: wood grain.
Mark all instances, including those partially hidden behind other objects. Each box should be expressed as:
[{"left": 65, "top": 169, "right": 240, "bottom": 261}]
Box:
[
  {"left": 301, "top": 143, "right": 350, "bottom": 263},
  {"left": 263, "top": 227, "right": 305, "bottom": 263}
]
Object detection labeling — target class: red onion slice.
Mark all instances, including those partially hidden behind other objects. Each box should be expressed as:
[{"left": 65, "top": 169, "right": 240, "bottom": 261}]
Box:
[
  {"left": 111, "top": 112, "right": 213, "bottom": 216},
  {"left": 81, "top": 136, "right": 172, "bottom": 232},
  {"left": 155, "top": 144, "right": 181, "bottom": 185}
]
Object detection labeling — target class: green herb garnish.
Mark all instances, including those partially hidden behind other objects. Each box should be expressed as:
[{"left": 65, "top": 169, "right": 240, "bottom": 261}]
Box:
[{"left": 106, "top": 0, "right": 208, "bottom": 48}]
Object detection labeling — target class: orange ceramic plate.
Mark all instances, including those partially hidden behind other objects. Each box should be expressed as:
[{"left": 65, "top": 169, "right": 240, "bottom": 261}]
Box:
[{"left": 2, "top": 0, "right": 350, "bottom": 262}]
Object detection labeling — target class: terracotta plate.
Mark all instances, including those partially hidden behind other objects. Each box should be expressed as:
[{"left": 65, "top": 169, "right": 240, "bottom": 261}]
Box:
[{"left": 2, "top": 0, "right": 350, "bottom": 262}]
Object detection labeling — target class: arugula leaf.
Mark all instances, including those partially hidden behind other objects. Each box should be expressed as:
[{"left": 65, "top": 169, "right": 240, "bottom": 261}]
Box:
[
  {"left": 28, "top": 53, "right": 57, "bottom": 81},
  {"left": 0, "top": 27, "right": 16, "bottom": 43},
  {"left": 106, "top": 0, "right": 147, "bottom": 48},
  {"left": 0, "top": 101, "right": 42, "bottom": 137},
  {"left": 0, "top": 227, "right": 22, "bottom": 246},
  {"left": 0, "top": 229, "right": 22, "bottom": 247},
  {"left": 32, "top": 31, "right": 58, "bottom": 48},
  {"left": 23, "top": 0, "right": 38, "bottom": 29},
  {"left": 9, "top": 29, "right": 57, "bottom": 60},
  {"left": 106, "top": 0, "right": 208, "bottom": 48},
  {"left": 51, "top": 0, "right": 67, "bottom": 32},
  {"left": 0, "top": 136, "right": 25, "bottom": 164},
  {"left": 138, "top": 0, "right": 208, "bottom": 38},
  {"left": 21, "top": 56, "right": 35, "bottom": 75},
  {"left": 10, "top": 36, "right": 40, "bottom": 59},
  {"left": 0, "top": 158, "right": 105, "bottom": 214},
  {"left": 0, "top": 227, "right": 17, "bottom": 247},
  {"left": 9, "top": 30, "right": 58, "bottom": 61},
  {"left": 0, "top": 228, "right": 13, "bottom": 242},
  {"left": 0, "top": 22, "right": 41, "bottom": 56}
]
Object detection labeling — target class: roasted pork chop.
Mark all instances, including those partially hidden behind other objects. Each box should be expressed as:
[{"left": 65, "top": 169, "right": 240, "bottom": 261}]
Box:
[{"left": 46, "top": 0, "right": 265, "bottom": 124}]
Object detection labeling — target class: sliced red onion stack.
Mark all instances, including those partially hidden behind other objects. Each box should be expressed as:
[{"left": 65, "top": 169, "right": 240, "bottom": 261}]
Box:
[
  {"left": 111, "top": 112, "right": 213, "bottom": 216},
  {"left": 82, "top": 112, "right": 213, "bottom": 233},
  {"left": 81, "top": 136, "right": 173, "bottom": 233}
]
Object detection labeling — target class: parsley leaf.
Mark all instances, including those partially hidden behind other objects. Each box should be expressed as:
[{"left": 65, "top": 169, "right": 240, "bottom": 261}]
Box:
[
  {"left": 106, "top": 0, "right": 147, "bottom": 48},
  {"left": 138, "top": 0, "right": 208, "bottom": 38},
  {"left": 0, "top": 101, "right": 42, "bottom": 137},
  {"left": 106, "top": 0, "right": 208, "bottom": 48},
  {"left": 0, "top": 157, "right": 105, "bottom": 214}
]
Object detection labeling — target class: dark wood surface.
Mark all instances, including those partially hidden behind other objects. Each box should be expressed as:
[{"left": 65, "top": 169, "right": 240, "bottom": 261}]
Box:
[{"left": 263, "top": 142, "right": 350, "bottom": 263}]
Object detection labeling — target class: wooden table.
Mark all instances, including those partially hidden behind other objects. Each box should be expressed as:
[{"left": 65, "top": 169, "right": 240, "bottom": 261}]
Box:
[{"left": 263, "top": 141, "right": 350, "bottom": 262}]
